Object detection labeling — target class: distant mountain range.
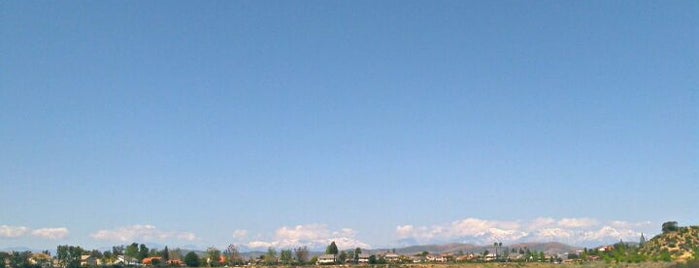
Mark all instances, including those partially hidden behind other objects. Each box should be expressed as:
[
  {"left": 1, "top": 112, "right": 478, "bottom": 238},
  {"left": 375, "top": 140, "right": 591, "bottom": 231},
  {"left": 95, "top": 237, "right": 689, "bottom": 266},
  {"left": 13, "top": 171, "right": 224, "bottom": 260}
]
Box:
[
  {"left": 1, "top": 242, "right": 580, "bottom": 256},
  {"left": 365, "top": 242, "right": 580, "bottom": 256}
]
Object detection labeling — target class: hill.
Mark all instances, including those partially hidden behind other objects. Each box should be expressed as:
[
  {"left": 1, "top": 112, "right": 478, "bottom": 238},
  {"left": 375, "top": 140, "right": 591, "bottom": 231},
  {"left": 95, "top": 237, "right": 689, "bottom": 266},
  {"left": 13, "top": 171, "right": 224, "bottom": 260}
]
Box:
[{"left": 640, "top": 224, "right": 699, "bottom": 262}]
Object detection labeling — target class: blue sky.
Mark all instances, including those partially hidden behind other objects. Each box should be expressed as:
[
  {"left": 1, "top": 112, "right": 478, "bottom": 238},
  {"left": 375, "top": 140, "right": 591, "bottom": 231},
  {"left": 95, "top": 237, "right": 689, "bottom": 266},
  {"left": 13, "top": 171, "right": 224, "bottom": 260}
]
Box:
[{"left": 1, "top": 1, "right": 697, "bottom": 251}]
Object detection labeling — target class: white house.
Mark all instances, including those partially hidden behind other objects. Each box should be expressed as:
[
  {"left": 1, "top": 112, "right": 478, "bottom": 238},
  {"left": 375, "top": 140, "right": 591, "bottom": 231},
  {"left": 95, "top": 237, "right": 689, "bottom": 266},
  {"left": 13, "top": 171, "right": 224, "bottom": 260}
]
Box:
[{"left": 316, "top": 254, "right": 336, "bottom": 265}]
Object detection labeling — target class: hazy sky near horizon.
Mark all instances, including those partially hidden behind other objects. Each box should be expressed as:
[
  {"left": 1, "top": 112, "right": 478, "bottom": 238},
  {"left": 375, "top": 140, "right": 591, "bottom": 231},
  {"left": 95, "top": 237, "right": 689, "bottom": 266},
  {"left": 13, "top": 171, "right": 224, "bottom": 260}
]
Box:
[{"left": 1, "top": 1, "right": 697, "bottom": 251}]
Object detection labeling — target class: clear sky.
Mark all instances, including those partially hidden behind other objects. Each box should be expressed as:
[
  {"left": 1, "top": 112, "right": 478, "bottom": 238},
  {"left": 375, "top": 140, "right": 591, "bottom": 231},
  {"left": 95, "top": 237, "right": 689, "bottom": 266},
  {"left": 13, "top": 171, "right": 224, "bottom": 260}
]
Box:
[{"left": 1, "top": 0, "right": 697, "bottom": 252}]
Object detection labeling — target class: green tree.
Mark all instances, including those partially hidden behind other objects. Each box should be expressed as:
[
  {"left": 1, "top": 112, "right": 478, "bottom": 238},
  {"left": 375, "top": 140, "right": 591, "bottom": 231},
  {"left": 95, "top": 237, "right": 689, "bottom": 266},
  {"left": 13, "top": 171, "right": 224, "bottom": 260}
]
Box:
[
  {"left": 493, "top": 242, "right": 499, "bottom": 260},
  {"left": 162, "top": 246, "right": 170, "bottom": 262},
  {"left": 185, "top": 252, "right": 201, "bottom": 267},
  {"left": 337, "top": 251, "right": 348, "bottom": 264},
  {"left": 225, "top": 245, "right": 243, "bottom": 266},
  {"left": 663, "top": 221, "right": 679, "bottom": 233},
  {"left": 170, "top": 248, "right": 183, "bottom": 261},
  {"left": 325, "top": 242, "right": 338, "bottom": 255},
  {"left": 279, "top": 249, "right": 292, "bottom": 265},
  {"left": 11, "top": 251, "right": 33, "bottom": 268},
  {"left": 0, "top": 252, "right": 8, "bottom": 268},
  {"left": 264, "top": 247, "right": 277, "bottom": 265},
  {"left": 57, "top": 245, "right": 84, "bottom": 268},
  {"left": 353, "top": 248, "right": 362, "bottom": 264},
  {"left": 138, "top": 244, "right": 149, "bottom": 261},
  {"left": 125, "top": 243, "right": 139, "bottom": 261},
  {"left": 207, "top": 247, "right": 221, "bottom": 267},
  {"left": 103, "top": 250, "right": 113, "bottom": 264},
  {"left": 294, "top": 246, "right": 309, "bottom": 264},
  {"left": 368, "top": 255, "right": 377, "bottom": 264}
]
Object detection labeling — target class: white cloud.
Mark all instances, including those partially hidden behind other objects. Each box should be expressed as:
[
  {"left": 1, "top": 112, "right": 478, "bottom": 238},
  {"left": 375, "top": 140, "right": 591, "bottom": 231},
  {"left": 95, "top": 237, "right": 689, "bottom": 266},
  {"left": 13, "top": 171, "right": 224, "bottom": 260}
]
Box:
[
  {"left": 582, "top": 226, "right": 640, "bottom": 242},
  {"left": 396, "top": 218, "right": 528, "bottom": 244},
  {"left": 232, "top": 230, "right": 248, "bottom": 240},
  {"left": 534, "top": 228, "right": 572, "bottom": 240},
  {"left": 0, "top": 225, "right": 29, "bottom": 238},
  {"left": 396, "top": 225, "right": 415, "bottom": 239},
  {"left": 247, "top": 241, "right": 273, "bottom": 248},
  {"left": 31, "top": 228, "right": 69, "bottom": 240},
  {"left": 276, "top": 224, "right": 329, "bottom": 241},
  {"left": 91, "top": 225, "right": 198, "bottom": 242},
  {"left": 610, "top": 220, "right": 652, "bottom": 229},
  {"left": 527, "top": 217, "right": 557, "bottom": 231},
  {"left": 246, "top": 224, "right": 370, "bottom": 250},
  {"left": 450, "top": 218, "right": 524, "bottom": 239},
  {"left": 395, "top": 218, "right": 651, "bottom": 246},
  {"left": 558, "top": 218, "right": 598, "bottom": 228}
]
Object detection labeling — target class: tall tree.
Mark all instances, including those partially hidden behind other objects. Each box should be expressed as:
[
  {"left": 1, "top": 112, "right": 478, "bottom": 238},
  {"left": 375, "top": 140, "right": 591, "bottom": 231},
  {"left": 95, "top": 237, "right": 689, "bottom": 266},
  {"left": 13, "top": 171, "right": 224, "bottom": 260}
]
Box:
[
  {"left": 112, "top": 246, "right": 124, "bottom": 256},
  {"left": 325, "top": 241, "right": 338, "bottom": 255},
  {"left": 125, "top": 243, "right": 139, "bottom": 261},
  {"left": 225, "top": 245, "right": 242, "bottom": 265},
  {"left": 206, "top": 247, "right": 221, "bottom": 267},
  {"left": 162, "top": 246, "right": 170, "bottom": 261},
  {"left": 170, "top": 248, "right": 183, "bottom": 261},
  {"left": 337, "top": 251, "right": 348, "bottom": 264},
  {"left": 279, "top": 249, "right": 292, "bottom": 265},
  {"left": 57, "top": 245, "right": 84, "bottom": 268},
  {"left": 138, "top": 244, "right": 149, "bottom": 261},
  {"left": 353, "top": 248, "right": 362, "bottom": 264},
  {"left": 11, "top": 251, "right": 32, "bottom": 268},
  {"left": 294, "top": 246, "right": 309, "bottom": 264},
  {"left": 264, "top": 247, "right": 277, "bottom": 265},
  {"left": 494, "top": 242, "right": 498, "bottom": 259},
  {"left": 0, "top": 252, "right": 8, "bottom": 268},
  {"left": 184, "top": 252, "right": 200, "bottom": 267}
]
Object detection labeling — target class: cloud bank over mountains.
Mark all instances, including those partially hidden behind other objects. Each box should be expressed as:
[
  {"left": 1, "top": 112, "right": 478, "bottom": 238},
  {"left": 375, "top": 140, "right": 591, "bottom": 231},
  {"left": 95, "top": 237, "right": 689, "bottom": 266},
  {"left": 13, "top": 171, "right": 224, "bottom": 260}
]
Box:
[
  {"left": 243, "top": 224, "right": 370, "bottom": 250},
  {"left": 1, "top": 218, "right": 654, "bottom": 250},
  {"left": 395, "top": 217, "right": 651, "bottom": 246},
  {"left": 238, "top": 218, "right": 652, "bottom": 251},
  {"left": 0, "top": 225, "right": 68, "bottom": 240},
  {"left": 90, "top": 225, "right": 198, "bottom": 242}
]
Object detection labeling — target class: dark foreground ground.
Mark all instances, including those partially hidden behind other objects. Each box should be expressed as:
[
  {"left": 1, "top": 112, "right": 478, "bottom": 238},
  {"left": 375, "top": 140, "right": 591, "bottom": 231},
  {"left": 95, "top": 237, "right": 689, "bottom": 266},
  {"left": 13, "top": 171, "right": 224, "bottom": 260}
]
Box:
[{"left": 254, "top": 263, "right": 680, "bottom": 268}]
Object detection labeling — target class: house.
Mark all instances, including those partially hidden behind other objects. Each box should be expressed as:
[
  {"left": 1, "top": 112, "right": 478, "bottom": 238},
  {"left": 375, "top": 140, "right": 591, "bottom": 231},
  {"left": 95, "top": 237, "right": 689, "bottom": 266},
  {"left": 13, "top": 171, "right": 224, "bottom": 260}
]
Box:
[
  {"left": 142, "top": 257, "right": 162, "bottom": 266},
  {"left": 167, "top": 259, "right": 185, "bottom": 267},
  {"left": 114, "top": 255, "right": 139, "bottom": 266},
  {"left": 383, "top": 253, "right": 401, "bottom": 263},
  {"left": 507, "top": 253, "right": 523, "bottom": 261},
  {"left": 316, "top": 254, "right": 336, "bottom": 265},
  {"left": 598, "top": 246, "right": 614, "bottom": 252},
  {"left": 411, "top": 256, "right": 426, "bottom": 263},
  {"left": 426, "top": 255, "right": 447, "bottom": 263},
  {"left": 357, "top": 254, "right": 371, "bottom": 264},
  {"left": 484, "top": 253, "right": 497, "bottom": 262},
  {"left": 456, "top": 254, "right": 477, "bottom": 262},
  {"left": 80, "top": 255, "right": 100, "bottom": 267}
]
